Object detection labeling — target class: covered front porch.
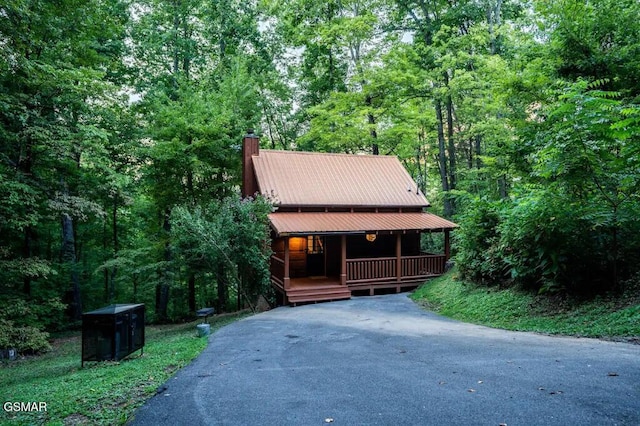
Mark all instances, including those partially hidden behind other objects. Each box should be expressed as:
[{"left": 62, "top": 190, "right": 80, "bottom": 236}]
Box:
[{"left": 270, "top": 231, "right": 451, "bottom": 305}]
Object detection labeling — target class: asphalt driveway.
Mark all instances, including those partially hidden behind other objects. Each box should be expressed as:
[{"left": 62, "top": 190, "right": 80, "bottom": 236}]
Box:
[{"left": 130, "top": 294, "right": 640, "bottom": 425}]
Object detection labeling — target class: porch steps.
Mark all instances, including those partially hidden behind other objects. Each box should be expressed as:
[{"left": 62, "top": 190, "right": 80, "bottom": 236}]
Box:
[{"left": 286, "top": 285, "right": 351, "bottom": 305}]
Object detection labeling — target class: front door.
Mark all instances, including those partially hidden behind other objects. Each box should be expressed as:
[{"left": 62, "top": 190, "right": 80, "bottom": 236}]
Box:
[{"left": 306, "top": 235, "right": 325, "bottom": 276}]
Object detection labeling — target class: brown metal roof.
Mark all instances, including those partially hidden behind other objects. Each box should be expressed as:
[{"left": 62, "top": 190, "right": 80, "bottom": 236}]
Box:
[
  {"left": 252, "top": 150, "right": 429, "bottom": 208},
  {"left": 269, "top": 212, "right": 458, "bottom": 236}
]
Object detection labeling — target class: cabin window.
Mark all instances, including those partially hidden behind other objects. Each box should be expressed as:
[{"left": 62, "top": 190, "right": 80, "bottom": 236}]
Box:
[{"left": 307, "top": 235, "right": 324, "bottom": 254}]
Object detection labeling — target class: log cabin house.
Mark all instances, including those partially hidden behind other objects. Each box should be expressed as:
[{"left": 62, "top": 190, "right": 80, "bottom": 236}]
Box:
[{"left": 242, "top": 132, "right": 458, "bottom": 305}]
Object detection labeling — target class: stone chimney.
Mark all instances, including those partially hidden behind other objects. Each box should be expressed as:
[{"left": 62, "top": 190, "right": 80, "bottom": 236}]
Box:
[{"left": 242, "top": 129, "right": 259, "bottom": 197}]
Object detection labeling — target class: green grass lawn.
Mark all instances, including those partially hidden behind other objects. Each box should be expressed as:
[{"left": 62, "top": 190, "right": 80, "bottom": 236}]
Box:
[
  {"left": 0, "top": 313, "right": 247, "bottom": 426},
  {"left": 412, "top": 270, "right": 640, "bottom": 341}
]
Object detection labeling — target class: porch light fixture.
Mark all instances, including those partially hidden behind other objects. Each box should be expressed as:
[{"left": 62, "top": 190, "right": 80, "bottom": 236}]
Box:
[{"left": 365, "top": 233, "right": 377, "bottom": 242}]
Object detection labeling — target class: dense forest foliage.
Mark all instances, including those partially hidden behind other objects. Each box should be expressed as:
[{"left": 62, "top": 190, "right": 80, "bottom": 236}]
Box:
[{"left": 1, "top": 0, "right": 639, "bottom": 352}]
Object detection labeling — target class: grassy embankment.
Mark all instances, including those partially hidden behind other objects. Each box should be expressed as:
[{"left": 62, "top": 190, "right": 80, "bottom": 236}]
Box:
[
  {"left": 412, "top": 270, "right": 640, "bottom": 341},
  {"left": 0, "top": 313, "right": 247, "bottom": 425}
]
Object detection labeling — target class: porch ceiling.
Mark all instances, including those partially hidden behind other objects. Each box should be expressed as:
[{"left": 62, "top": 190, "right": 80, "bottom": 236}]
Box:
[{"left": 269, "top": 212, "right": 458, "bottom": 236}]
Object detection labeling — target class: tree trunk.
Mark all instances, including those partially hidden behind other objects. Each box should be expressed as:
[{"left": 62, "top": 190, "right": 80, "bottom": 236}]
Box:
[
  {"left": 487, "top": 0, "right": 504, "bottom": 55},
  {"left": 182, "top": 21, "right": 191, "bottom": 80},
  {"left": 216, "top": 262, "right": 227, "bottom": 313},
  {"left": 133, "top": 274, "right": 138, "bottom": 303},
  {"left": 369, "top": 113, "right": 379, "bottom": 155},
  {"left": 188, "top": 272, "right": 196, "bottom": 313},
  {"left": 156, "top": 210, "right": 171, "bottom": 322},
  {"left": 103, "top": 218, "right": 109, "bottom": 301},
  {"left": 20, "top": 133, "right": 34, "bottom": 295},
  {"left": 498, "top": 175, "right": 508, "bottom": 199},
  {"left": 237, "top": 274, "right": 243, "bottom": 311},
  {"left": 364, "top": 92, "right": 379, "bottom": 155},
  {"left": 110, "top": 196, "right": 118, "bottom": 302},
  {"left": 611, "top": 204, "right": 619, "bottom": 289},
  {"left": 475, "top": 135, "right": 483, "bottom": 169},
  {"left": 435, "top": 99, "right": 453, "bottom": 217},
  {"left": 108, "top": 266, "right": 116, "bottom": 304},
  {"left": 173, "top": 11, "right": 180, "bottom": 76},
  {"left": 416, "top": 130, "right": 427, "bottom": 194},
  {"left": 155, "top": 281, "right": 169, "bottom": 322},
  {"left": 102, "top": 204, "right": 117, "bottom": 304},
  {"left": 23, "top": 226, "right": 33, "bottom": 295},
  {"left": 62, "top": 212, "right": 82, "bottom": 320},
  {"left": 444, "top": 76, "right": 457, "bottom": 191}
]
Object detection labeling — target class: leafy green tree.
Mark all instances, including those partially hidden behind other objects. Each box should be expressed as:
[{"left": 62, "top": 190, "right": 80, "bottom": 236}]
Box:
[
  {"left": 171, "top": 196, "right": 273, "bottom": 313},
  {"left": 457, "top": 83, "right": 640, "bottom": 293},
  {"left": 130, "top": 0, "right": 264, "bottom": 319},
  {"left": 269, "top": 0, "right": 349, "bottom": 108},
  {"left": 536, "top": 0, "right": 640, "bottom": 96},
  {"left": 527, "top": 83, "right": 640, "bottom": 288},
  {"left": 0, "top": 0, "right": 129, "bottom": 322}
]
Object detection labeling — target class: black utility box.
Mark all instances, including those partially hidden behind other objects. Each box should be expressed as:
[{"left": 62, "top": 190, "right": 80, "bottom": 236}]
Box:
[{"left": 82, "top": 304, "right": 145, "bottom": 367}]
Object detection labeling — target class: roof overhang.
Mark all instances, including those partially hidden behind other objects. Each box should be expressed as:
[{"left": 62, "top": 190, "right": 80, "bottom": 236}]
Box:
[{"left": 269, "top": 212, "right": 458, "bottom": 237}]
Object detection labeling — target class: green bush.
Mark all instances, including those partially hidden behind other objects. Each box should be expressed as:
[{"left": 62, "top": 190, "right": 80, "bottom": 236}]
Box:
[
  {"left": 455, "top": 197, "right": 506, "bottom": 285},
  {"left": 0, "top": 296, "right": 64, "bottom": 355},
  {"left": 454, "top": 188, "right": 637, "bottom": 294},
  {"left": 497, "top": 190, "right": 578, "bottom": 292},
  {"left": 0, "top": 295, "right": 66, "bottom": 329},
  {"left": 0, "top": 319, "right": 51, "bottom": 354}
]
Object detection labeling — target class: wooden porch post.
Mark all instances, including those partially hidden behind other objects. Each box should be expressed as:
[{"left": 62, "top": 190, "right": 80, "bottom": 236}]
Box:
[
  {"left": 396, "top": 233, "right": 402, "bottom": 282},
  {"left": 284, "top": 236, "right": 291, "bottom": 290},
  {"left": 444, "top": 230, "right": 451, "bottom": 261},
  {"left": 396, "top": 233, "right": 402, "bottom": 293},
  {"left": 340, "top": 235, "right": 347, "bottom": 286}
]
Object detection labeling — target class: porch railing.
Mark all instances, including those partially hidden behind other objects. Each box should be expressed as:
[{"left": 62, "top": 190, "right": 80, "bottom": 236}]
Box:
[
  {"left": 346, "top": 257, "right": 396, "bottom": 284},
  {"left": 272, "top": 253, "right": 446, "bottom": 288},
  {"left": 346, "top": 254, "right": 445, "bottom": 284},
  {"left": 270, "top": 255, "right": 285, "bottom": 288},
  {"left": 401, "top": 254, "right": 446, "bottom": 279}
]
